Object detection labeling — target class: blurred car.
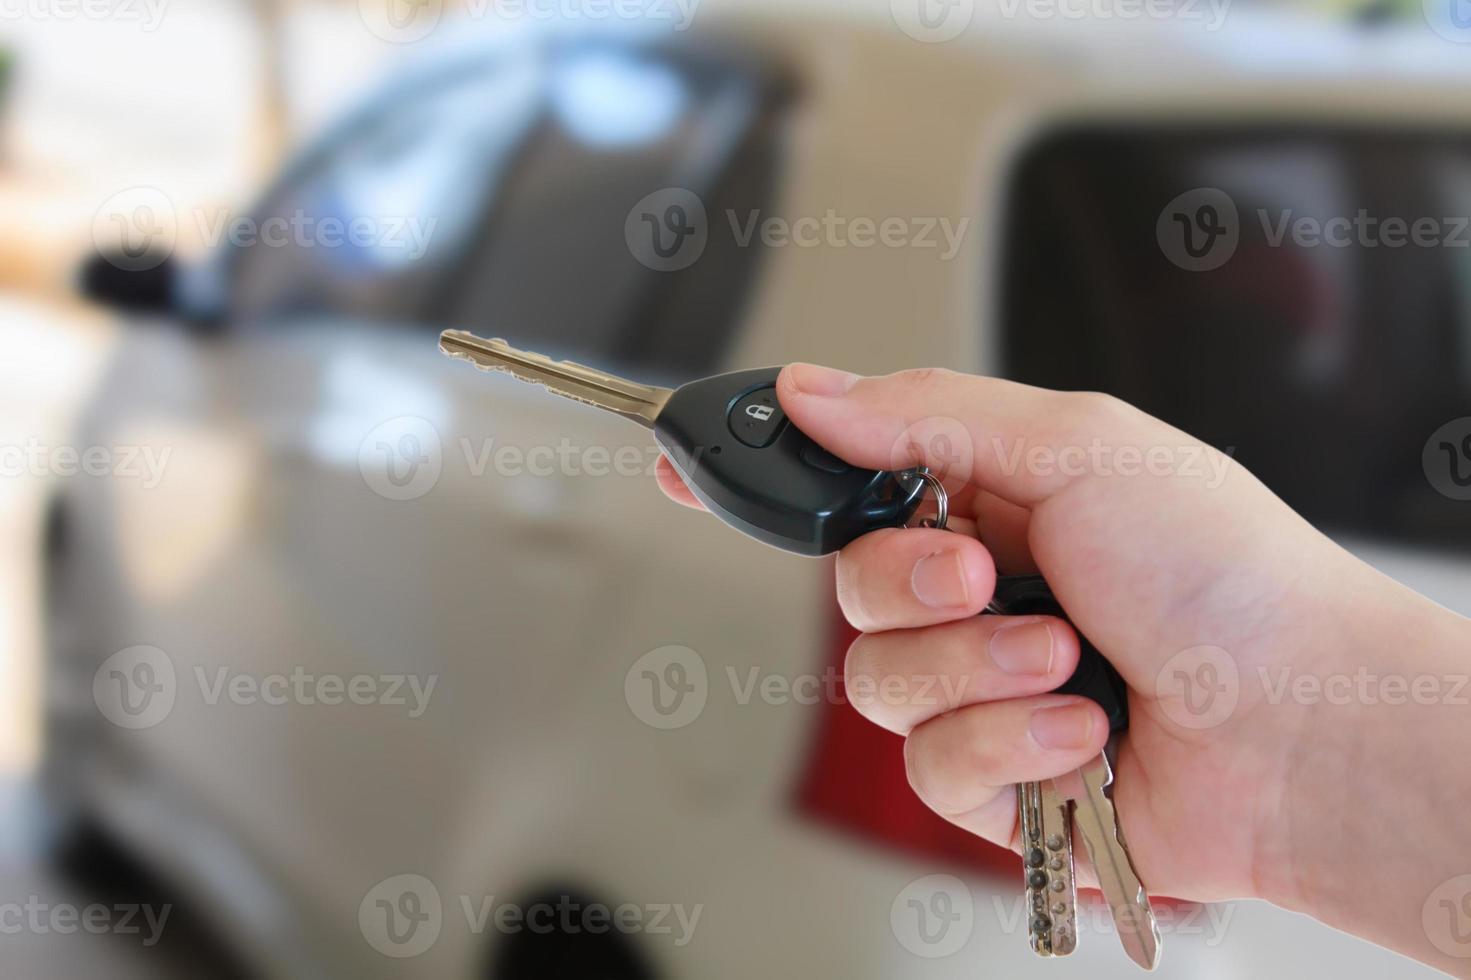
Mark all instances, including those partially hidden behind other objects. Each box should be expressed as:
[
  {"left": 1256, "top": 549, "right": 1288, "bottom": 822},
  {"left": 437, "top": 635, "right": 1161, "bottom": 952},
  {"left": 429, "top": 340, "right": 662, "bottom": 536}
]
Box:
[{"left": 45, "top": 5, "right": 1471, "bottom": 979}]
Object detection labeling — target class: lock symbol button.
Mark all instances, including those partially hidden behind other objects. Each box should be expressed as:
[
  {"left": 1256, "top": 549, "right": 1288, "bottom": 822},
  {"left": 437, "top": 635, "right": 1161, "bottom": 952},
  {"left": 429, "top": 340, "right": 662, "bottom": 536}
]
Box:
[{"left": 727, "top": 386, "right": 789, "bottom": 448}]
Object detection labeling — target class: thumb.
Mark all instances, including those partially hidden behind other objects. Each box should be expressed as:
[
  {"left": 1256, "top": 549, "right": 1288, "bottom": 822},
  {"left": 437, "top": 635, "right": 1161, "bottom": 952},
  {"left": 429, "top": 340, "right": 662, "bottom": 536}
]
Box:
[{"left": 775, "top": 363, "right": 1163, "bottom": 508}]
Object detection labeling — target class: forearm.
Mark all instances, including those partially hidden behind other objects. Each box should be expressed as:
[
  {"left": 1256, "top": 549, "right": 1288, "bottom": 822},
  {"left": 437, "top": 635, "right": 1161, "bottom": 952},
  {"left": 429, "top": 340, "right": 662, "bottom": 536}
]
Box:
[{"left": 1272, "top": 574, "right": 1471, "bottom": 975}]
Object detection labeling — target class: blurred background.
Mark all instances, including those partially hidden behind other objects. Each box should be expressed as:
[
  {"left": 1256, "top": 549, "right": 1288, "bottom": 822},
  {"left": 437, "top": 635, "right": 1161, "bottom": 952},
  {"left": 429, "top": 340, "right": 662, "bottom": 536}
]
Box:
[{"left": 3, "top": 0, "right": 1471, "bottom": 977}]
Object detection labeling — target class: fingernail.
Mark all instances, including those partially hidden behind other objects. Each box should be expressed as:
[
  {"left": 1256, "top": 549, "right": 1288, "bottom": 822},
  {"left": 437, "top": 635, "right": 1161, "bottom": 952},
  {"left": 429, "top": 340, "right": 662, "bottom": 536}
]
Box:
[
  {"left": 1029, "top": 703, "right": 1095, "bottom": 750},
  {"left": 787, "top": 363, "right": 860, "bottom": 397},
  {"left": 911, "top": 551, "right": 970, "bottom": 609},
  {"left": 989, "top": 621, "right": 1054, "bottom": 676}
]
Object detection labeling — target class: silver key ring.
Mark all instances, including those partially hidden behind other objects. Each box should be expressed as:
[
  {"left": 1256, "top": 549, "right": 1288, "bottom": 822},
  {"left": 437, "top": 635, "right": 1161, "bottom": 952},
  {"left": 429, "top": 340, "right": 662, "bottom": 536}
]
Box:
[{"left": 902, "top": 468, "right": 949, "bottom": 531}]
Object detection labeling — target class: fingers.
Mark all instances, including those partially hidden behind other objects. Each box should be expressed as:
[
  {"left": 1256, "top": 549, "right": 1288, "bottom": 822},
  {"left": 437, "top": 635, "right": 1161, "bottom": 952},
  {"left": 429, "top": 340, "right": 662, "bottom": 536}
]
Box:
[
  {"left": 834, "top": 527, "right": 996, "bottom": 632},
  {"left": 968, "top": 488, "right": 1037, "bottom": 574},
  {"left": 903, "top": 695, "right": 1109, "bottom": 821},
  {"left": 654, "top": 454, "right": 704, "bottom": 510},
  {"left": 776, "top": 363, "right": 1163, "bottom": 508},
  {"left": 844, "top": 614, "right": 1081, "bottom": 734}
]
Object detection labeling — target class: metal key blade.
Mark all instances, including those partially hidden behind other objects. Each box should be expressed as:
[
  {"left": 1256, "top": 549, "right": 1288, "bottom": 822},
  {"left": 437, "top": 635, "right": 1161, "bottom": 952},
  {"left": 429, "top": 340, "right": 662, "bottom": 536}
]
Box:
[
  {"left": 1056, "top": 751, "right": 1162, "bottom": 970},
  {"left": 1019, "top": 780, "right": 1078, "bottom": 957},
  {"left": 439, "top": 330, "right": 672, "bottom": 428}
]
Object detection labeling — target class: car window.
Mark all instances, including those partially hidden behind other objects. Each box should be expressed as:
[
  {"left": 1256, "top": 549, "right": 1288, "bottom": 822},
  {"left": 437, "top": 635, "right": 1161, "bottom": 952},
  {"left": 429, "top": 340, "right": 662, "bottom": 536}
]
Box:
[
  {"left": 227, "top": 52, "right": 545, "bottom": 326},
  {"left": 226, "top": 38, "right": 791, "bottom": 382},
  {"left": 1001, "top": 126, "right": 1471, "bottom": 552}
]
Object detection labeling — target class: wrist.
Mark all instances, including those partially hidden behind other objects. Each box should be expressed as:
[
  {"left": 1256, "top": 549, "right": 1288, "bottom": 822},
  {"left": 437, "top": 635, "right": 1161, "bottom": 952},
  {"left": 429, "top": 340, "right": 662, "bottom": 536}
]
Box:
[{"left": 1267, "top": 571, "right": 1471, "bottom": 967}]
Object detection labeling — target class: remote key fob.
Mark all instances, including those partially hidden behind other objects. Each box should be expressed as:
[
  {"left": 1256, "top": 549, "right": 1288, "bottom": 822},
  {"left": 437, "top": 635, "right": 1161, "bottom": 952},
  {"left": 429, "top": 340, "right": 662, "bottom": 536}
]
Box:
[{"left": 653, "top": 367, "right": 927, "bottom": 555}]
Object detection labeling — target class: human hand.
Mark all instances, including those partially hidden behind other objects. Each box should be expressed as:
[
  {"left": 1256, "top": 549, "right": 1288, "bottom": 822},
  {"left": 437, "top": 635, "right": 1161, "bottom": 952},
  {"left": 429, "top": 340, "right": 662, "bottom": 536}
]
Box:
[{"left": 657, "top": 364, "right": 1471, "bottom": 974}]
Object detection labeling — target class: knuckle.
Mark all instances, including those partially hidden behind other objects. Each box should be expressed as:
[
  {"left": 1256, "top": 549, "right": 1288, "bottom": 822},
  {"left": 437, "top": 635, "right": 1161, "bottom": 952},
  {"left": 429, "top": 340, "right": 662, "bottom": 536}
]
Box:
[
  {"left": 893, "top": 366, "right": 957, "bottom": 392},
  {"left": 842, "top": 636, "right": 885, "bottom": 699},
  {"left": 902, "top": 733, "right": 945, "bottom": 809},
  {"left": 1065, "top": 390, "right": 1138, "bottom": 433},
  {"left": 905, "top": 722, "right": 981, "bottom": 816},
  {"left": 833, "top": 550, "right": 871, "bottom": 630},
  {"left": 834, "top": 529, "right": 903, "bottom": 630}
]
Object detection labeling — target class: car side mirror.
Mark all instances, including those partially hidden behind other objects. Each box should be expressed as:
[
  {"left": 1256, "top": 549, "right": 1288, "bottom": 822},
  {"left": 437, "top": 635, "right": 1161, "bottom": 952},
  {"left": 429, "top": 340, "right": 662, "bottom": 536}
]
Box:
[{"left": 77, "top": 248, "right": 178, "bottom": 315}]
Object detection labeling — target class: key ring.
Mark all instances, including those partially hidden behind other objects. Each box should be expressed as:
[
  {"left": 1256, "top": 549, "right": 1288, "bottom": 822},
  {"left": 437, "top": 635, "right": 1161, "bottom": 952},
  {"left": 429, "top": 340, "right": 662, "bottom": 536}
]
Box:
[{"left": 902, "top": 468, "right": 949, "bottom": 531}]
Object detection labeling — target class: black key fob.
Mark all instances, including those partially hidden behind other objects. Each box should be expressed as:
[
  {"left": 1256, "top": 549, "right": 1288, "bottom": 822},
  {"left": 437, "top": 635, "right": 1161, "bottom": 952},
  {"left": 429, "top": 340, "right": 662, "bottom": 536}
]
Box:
[{"left": 654, "top": 367, "right": 927, "bottom": 556}]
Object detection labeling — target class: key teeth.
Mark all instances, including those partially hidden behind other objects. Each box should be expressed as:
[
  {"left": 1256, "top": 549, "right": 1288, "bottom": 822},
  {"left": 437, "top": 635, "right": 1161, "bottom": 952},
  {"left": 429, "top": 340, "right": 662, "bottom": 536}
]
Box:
[{"left": 1020, "top": 782, "right": 1078, "bottom": 959}]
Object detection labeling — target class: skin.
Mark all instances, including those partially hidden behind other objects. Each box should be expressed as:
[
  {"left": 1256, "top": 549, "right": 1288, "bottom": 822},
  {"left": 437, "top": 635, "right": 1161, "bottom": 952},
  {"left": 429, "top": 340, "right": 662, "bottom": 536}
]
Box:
[{"left": 656, "top": 363, "right": 1471, "bottom": 976}]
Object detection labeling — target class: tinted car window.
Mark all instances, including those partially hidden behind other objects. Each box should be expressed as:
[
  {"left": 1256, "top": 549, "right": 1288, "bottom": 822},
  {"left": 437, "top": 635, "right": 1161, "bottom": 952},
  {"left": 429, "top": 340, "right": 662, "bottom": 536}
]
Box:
[
  {"left": 227, "top": 37, "right": 791, "bottom": 381},
  {"left": 1001, "top": 127, "right": 1471, "bottom": 552},
  {"left": 230, "top": 54, "right": 545, "bottom": 327}
]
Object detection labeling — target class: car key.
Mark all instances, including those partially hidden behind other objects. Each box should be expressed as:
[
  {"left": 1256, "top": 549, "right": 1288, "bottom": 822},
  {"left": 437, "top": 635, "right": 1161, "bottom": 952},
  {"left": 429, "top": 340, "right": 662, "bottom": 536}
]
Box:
[
  {"left": 440, "top": 330, "right": 1160, "bottom": 968},
  {"left": 1018, "top": 777, "right": 1078, "bottom": 956},
  {"left": 987, "top": 578, "right": 1160, "bottom": 969},
  {"left": 439, "top": 331, "right": 927, "bottom": 555}
]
